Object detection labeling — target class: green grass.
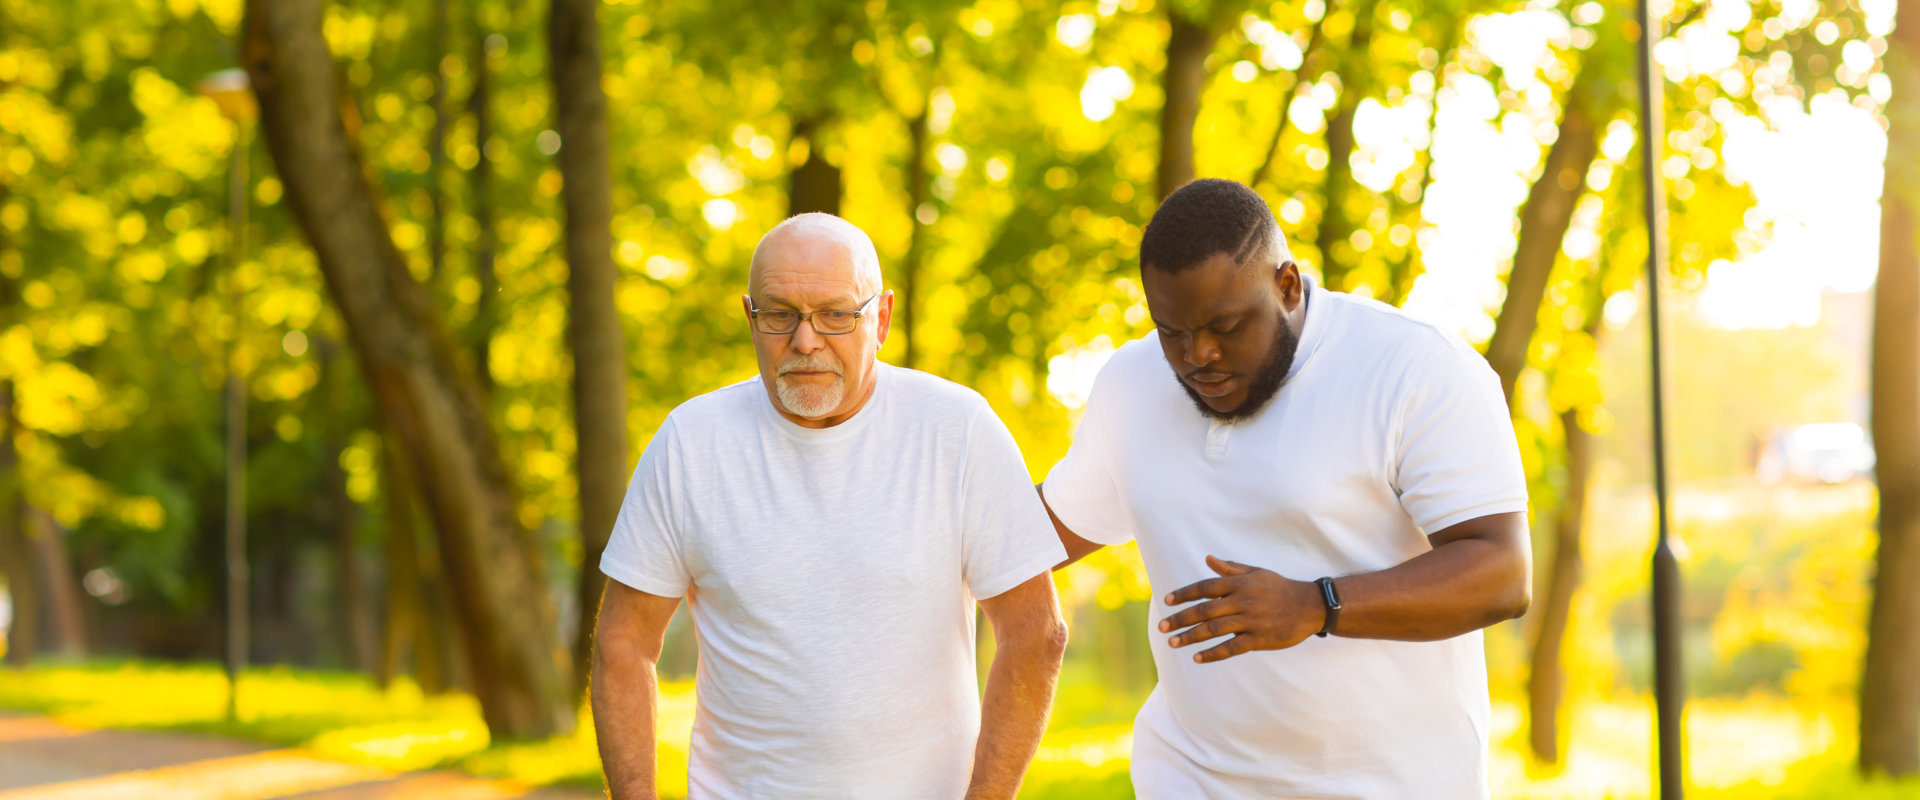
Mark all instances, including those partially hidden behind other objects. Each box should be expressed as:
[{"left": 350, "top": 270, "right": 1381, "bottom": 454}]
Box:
[
  {"left": 0, "top": 660, "right": 611, "bottom": 791},
  {"left": 0, "top": 659, "right": 1131, "bottom": 798},
  {"left": 2, "top": 659, "right": 1917, "bottom": 799}
]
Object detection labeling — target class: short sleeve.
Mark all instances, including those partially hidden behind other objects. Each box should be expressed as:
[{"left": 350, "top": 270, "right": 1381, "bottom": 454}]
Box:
[
  {"left": 960, "top": 404, "right": 1070, "bottom": 600},
  {"left": 1040, "top": 363, "right": 1138, "bottom": 546},
  {"left": 1392, "top": 347, "right": 1531, "bottom": 533},
  {"left": 599, "top": 416, "right": 693, "bottom": 598}
]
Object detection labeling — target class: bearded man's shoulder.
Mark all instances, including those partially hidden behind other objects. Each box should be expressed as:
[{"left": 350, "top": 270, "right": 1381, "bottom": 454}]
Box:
[{"left": 1321, "top": 291, "right": 1477, "bottom": 369}]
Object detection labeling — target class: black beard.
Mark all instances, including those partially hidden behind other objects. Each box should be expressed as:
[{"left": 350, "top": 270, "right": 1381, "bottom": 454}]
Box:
[{"left": 1176, "top": 314, "right": 1299, "bottom": 423}]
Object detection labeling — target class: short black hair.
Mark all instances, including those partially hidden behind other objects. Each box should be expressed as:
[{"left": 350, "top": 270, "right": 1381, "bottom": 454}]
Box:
[{"left": 1139, "top": 179, "right": 1280, "bottom": 273}]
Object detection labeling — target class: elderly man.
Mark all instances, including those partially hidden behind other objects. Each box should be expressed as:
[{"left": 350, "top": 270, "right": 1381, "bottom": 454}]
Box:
[
  {"left": 1042, "top": 179, "right": 1532, "bottom": 798},
  {"left": 590, "top": 213, "right": 1068, "bottom": 799}
]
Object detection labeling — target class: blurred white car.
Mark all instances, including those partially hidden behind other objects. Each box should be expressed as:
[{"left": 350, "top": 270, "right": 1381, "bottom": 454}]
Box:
[{"left": 1761, "top": 423, "right": 1877, "bottom": 485}]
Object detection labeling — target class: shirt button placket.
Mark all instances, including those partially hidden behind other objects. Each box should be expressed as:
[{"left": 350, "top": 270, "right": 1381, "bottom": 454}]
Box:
[{"left": 1204, "top": 419, "right": 1233, "bottom": 457}]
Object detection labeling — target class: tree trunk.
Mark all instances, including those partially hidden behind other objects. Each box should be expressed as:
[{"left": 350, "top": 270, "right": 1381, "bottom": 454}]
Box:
[
  {"left": 788, "top": 115, "right": 842, "bottom": 216},
  {"left": 1485, "top": 87, "right": 1600, "bottom": 402},
  {"left": 1528, "top": 404, "right": 1593, "bottom": 763},
  {"left": 1498, "top": 76, "right": 1605, "bottom": 764},
  {"left": 317, "top": 338, "right": 376, "bottom": 674},
  {"left": 1248, "top": 9, "right": 1330, "bottom": 191},
  {"left": 413, "top": 483, "right": 469, "bottom": 694},
  {"left": 551, "top": 0, "right": 632, "bottom": 700},
  {"left": 243, "top": 0, "right": 572, "bottom": 739},
  {"left": 329, "top": 459, "right": 375, "bottom": 674},
  {"left": 427, "top": 0, "right": 449, "bottom": 285},
  {"left": 0, "top": 380, "right": 38, "bottom": 666},
  {"left": 378, "top": 433, "right": 456, "bottom": 694},
  {"left": 27, "top": 510, "right": 85, "bottom": 657},
  {"left": 1862, "top": 3, "right": 1920, "bottom": 773},
  {"left": 1314, "top": 0, "right": 1379, "bottom": 290},
  {"left": 902, "top": 105, "right": 932, "bottom": 370},
  {"left": 1158, "top": 9, "right": 1214, "bottom": 200},
  {"left": 469, "top": 27, "right": 497, "bottom": 393}
]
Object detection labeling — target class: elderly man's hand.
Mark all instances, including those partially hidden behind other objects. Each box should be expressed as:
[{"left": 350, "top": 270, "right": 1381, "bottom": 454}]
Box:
[{"left": 1159, "top": 555, "right": 1326, "bottom": 663}]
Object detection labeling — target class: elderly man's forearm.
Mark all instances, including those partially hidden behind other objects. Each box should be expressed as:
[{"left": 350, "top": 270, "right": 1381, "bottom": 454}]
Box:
[
  {"left": 965, "top": 625, "right": 1067, "bottom": 799},
  {"left": 592, "top": 651, "right": 660, "bottom": 800}
]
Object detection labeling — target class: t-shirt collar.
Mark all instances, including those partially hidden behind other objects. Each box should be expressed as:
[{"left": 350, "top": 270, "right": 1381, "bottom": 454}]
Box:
[{"left": 1285, "top": 272, "right": 1328, "bottom": 385}]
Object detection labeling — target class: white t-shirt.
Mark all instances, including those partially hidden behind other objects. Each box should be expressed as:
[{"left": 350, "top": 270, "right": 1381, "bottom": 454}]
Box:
[
  {"left": 601, "top": 362, "right": 1065, "bottom": 799},
  {"left": 1043, "top": 276, "right": 1528, "bottom": 799}
]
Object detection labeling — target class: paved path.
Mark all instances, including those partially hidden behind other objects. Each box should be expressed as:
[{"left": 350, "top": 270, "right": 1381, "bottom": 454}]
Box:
[{"left": 0, "top": 713, "right": 601, "bottom": 800}]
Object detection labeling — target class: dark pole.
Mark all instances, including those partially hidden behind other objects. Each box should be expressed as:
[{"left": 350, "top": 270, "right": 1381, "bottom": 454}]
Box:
[
  {"left": 1635, "top": 0, "right": 1685, "bottom": 795},
  {"left": 224, "top": 115, "right": 250, "bottom": 723}
]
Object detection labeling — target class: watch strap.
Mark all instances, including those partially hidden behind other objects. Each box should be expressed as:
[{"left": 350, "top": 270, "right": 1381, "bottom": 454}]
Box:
[{"left": 1314, "top": 576, "right": 1341, "bottom": 638}]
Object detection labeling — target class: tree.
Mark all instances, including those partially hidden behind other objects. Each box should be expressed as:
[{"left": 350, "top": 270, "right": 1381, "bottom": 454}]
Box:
[
  {"left": 1525, "top": 271, "right": 1618, "bottom": 763},
  {"left": 242, "top": 0, "right": 572, "bottom": 739},
  {"left": 377, "top": 432, "right": 461, "bottom": 694},
  {"left": 550, "top": 0, "right": 633, "bottom": 698},
  {"left": 867, "top": 9, "right": 957, "bottom": 370},
  {"left": 1312, "top": 0, "right": 1380, "bottom": 290},
  {"left": 468, "top": 24, "right": 499, "bottom": 394},
  {"left": 1470, "top": 18, "right": 1619, "bottom": 763},
  {"left": 0, "top": 380, "right": 37, "bottom": 665},
  {"left": 427, "top": 0, "right": 451, "bottom": 288},
  {"left": 1861, "top": 0, "right": 1920, "bottom": 773},
  {"left": 314, "top": 338, "right": 377, "bottom": 675},
  {"left": 1484, "top": 76, "right": 1604, "bottom": 401},
  {"left": 1379, "top": 29, "right": 1458, "bottom": 308},
  {"left": 1158, "top": 1, "right": 1250, "bottom": 199},
  {"left": 900, "top": 101, "right": 933, "bottom": 370},
  {"left": 1248, "top": 8, "right": 1331, "bottom": 192}
]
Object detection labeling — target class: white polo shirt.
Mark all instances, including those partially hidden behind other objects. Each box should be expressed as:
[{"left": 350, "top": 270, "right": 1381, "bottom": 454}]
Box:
[
  {"left": 601, "top": 363, "right": 1066, "bottom": 799},
  {"left": 1043, "top": 276, "right": 1528, "bottom": 799}
]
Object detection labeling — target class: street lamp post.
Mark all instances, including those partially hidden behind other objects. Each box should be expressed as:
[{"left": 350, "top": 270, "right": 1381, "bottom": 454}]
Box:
[
  {"left": 1633, "top": 3, "right": 1686, "bottom": 797},
  {"left": 197, "top": 68, "right": 253, "bottom": 724}
]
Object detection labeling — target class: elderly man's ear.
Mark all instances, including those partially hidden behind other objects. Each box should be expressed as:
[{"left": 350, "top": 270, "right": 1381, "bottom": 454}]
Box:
[{"left": 875, "top": 291, "right": 895, "bottom": 345}]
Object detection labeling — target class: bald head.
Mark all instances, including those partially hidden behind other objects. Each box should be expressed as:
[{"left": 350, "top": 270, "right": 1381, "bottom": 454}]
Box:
[
  {"left": 743, "top": 213, "right": 893, "bottom": 429},
  {"left": 749, "top": 213, "right": 884, "bottom": 297}
]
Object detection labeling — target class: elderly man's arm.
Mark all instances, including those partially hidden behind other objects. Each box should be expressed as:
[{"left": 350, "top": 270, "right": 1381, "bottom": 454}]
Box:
[
  {"left": 965, "top": 572, "right": 1068, "bottom": 800},
  {"left": 1157, "top": 511, "right": 1531, "bottom": 661},
  {"left": 590, "top": 579, "right": 682, "bottom": 800}
]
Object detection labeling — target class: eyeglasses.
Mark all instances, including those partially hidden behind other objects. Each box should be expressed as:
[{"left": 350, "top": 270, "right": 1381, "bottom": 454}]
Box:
[{"left": 745, "top": 293, "right": 880, "bottom": 335}]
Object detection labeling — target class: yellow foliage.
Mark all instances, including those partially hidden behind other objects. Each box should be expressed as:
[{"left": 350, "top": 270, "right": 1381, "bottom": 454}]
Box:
[
  {"left": 17, "top": 362, "right": 102, "bottom": 435},
  {"left": 115, "top": 253, "right": 164, "bottom": 283},
  {"left": 131, "top": 70, "right": 234, "bottom": 180},
  {"left": 0, "top": 79, "right": 74, "bottom": 164},
  {"left": 199, "top": 0, "right": 242, "bottom": 32},
  {"left": 5, "top": 147, "right": 33, "bottom": 178},
  {"left": 342, "top": 431, "right": 382, "bottom": 504},
  {"left": 264, "top": 363, "right": 319, "bottom": 402},
  {"left": 21, "top": 281, "right": 53, "bottom": 308},
  {"left": 69, "top": 310, "right": 107, "bottom": 347},
  {"left": 115, "top": 496, "right": 167, "bottom": 530}
]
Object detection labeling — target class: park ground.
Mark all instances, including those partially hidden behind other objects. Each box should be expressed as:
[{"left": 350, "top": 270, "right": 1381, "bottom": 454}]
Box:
[{"left": 1, "top": 659, "right": 1917, "bottom": 799}]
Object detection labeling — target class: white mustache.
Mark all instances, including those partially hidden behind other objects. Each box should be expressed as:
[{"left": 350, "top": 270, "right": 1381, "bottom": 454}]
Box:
[{"left": 777, "top": 356, "right": 843, "bottom": 376}]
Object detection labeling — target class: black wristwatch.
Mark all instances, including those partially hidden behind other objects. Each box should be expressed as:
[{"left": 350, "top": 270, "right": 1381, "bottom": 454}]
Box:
[{"left": 1314, "top": 577, "right": 1342, "bottom": 638}]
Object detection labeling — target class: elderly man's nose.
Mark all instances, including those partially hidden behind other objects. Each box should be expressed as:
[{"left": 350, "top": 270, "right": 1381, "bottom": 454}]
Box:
[{"left": 789, "top": 321, "right": 826, "bottom": 352}]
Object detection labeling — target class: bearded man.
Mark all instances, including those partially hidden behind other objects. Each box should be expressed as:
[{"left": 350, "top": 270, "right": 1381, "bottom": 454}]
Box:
[
  {"left": 590, "top": 213, "right": 1068, "bottom": 799},
  {"left": 1042, "top": 179, "right": 1532, "bottom": 798}
]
